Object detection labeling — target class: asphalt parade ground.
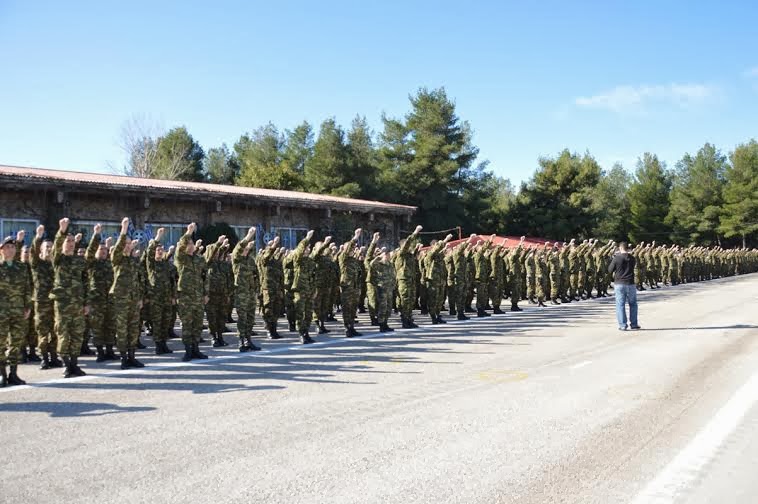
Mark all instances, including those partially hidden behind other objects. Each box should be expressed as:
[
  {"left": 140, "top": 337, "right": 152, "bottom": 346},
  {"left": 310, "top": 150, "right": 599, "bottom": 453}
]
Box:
[{"left": 2, "top": 274, "right": 758, "bottom": 504}]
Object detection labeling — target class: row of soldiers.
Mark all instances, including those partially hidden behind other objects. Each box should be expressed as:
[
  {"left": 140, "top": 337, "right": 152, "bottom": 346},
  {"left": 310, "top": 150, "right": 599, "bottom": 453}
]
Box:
[{"left": 2, "top": 218, "right": 757, "bottom": 386}]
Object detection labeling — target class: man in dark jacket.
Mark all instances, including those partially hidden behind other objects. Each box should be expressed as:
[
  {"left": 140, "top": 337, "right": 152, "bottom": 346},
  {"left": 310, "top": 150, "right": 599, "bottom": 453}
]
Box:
[{"left": 608, "top": 242, "right": 640, "bottom": 331}]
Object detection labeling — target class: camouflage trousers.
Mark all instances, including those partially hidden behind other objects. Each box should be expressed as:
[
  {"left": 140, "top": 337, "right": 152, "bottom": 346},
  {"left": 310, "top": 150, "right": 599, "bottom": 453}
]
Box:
[
  {"left": 510, "top": 274, "right": 522, "bottom": 307},
  {"left": 293, "top": 290, "right": 314, "bottom": 333},
  {"left": 560, "top": 271, "right": 570, "bottom": 299},
  {"left": 114, "top": 297, "right": 141, "bottom": 353},
  {"left": 88, "top": 297, "right": 115, "bottom": 346},
  {"left": 284, "top": 288, "right": 296, "bottom": 327},
  {"left": 488, "top": 278, "right": 503, "bottom": 310},
  {"left": 526, "top": 273, "right": 536, "bottom": 300},
  {"left": 366, "top": 284, "right": 377, "bottom": 320},
  {"left": 374, "top": 285, "right": 393, "bottom": 324},
  {"left": 476, "top": 279, "right": 488, "bottom": 310},
  {"left": 1, "top": 306, "right": 28, "bottom": 366},
  {"left": 425, "top": 281, "right": 443, "bottom": 318},
  {"left": 205, "top": 293, "right": 226, "bottom": 335},
  {"left": 313, "top": 286, "right": 331, "bottom": 323},
  {"left": 54, "top": 300, "right": 85, "bottom": 358},
  {"left": 549, "top": 271, "right": 560, "bottom": 300},
  {"left": 397, "top": 279, "right": 415, "bottom": 320},
  {"left": 35, "top": 299, "right": 57, "bottom": 355},
  {"left": 261, "top": 288, "right": 280, "bottom": 325},
  {"left": 236, "top": 291, "right": 257, "bottom": 338},
  {"left": 340, "top": 285, "right": 359, "bottom": 326},
  {"left": 535, "top": 273, "right": 547, "bottom": 302},
  {"left": 177, "top": 295, "right": 204, "bottom": 346},
  {"left": 150, "top": 300, "right": 174, "bottom": 344}
]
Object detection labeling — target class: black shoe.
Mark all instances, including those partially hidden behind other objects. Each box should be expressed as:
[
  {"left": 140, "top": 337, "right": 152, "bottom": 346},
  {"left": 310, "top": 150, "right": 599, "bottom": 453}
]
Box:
[
  {"left": 493, "top": 308, "right": 505, "bottom": 314},
  {"left": 268, "top": 323, "right": 283, "bottom": 340},
  {"left": 431, "top": 315, "right": 440, "bottom": 325},
  {"left": 96, "top": 345, "right": 108, "bottom": 362},
  {"left": 154, "top": 341, "right": 169, "bottom": 355},
  {"left": 449, "top": 309, "right": 456, "bottom": 316},
  {"left": 379, "top": 323, "right": 394, "bottom": 333},
  {"left": 192, "top": 343, "right": 208, "bottom": 359},
  {"left": 358, "top": 306, "right": 366, "bottom": 314},
  {"left": 26, "top": 348, "right": 42, "bottom": 362},
  {"left": 245, "top": 337, "right": 261, "bottom": 351},
  {"left": 120, "top": 352, "right": 130, "bottom": 369},
  {"left": 71, "top": 356, "right": 87, "bottom": 376},
  {"left": 409, "top": 319, "right": 419, "bottom": 328},
  {"left": 136, "top": 338, "right": 147, "bottom": 350},
  {"left": 227, "top": 315, "right": 235, "bottom": 324},
  {"left": 420, "top": 309, "right": 429, "bottom": 315},
  {"left": 300, "top": 333, "right": 315, "bottom": 344},
  {"left": 239, "top": 337, "right": 252, "bottom": 352},
  {"left": 436, "top": 316, "right": 447, "bottom": 324},
  {"left": 168, "top": 329, "right": 179, "bottom": 339},
  {"left": 630, "top": 325, "right": 641, "bottom": 331},
  {"left": 181, "top": 344, "right": 193, "bottom": 362},
  {"left": 80, "top": 340, "right": 95, "bottom": 356},
  {"left": 0, "top": 366, "right": 6, "bottom": 387},
  {"left": 318, "top": 322, "right": 330, "bottom": 334},
  {"left": 39, "top": 355, "right": 51, "bottom": 370},
  {"left": 288, "top": 322, "right": 296, "bottom": 332},
  {"left": 104, "top": 345, "right": 119, "bottom": 360},
  {"left": 326, "top": 315, "right": 338, "bottom": 322},
  {"left": 477, "top": 309, "right": 490, "bottom": 318},
  {"left": 222, "top": 326, "right": 232, "bottom": 333},
  {"left": 345, "top": 329, "right": 353, "bottom": 338},
  {"left": 62, "top": 356, "right": 74, "bottom": 377},
  {"left": 465, "top": 307, "right": 476, "bottom": 313},
  {"left": 370, "top": 317, "right": 379, "bottom": 326},
  {"left": 212, "top": 334, "right": 224, "bottom": 348},
  {"left": 538, "top": 301, "right": 547, "bottom": 307},
  {"left": 7, "top": 365, "right": 26, "bottom": 386},
  {"left": 510, "top": 305, "right": 523, "bottom": 312},
  {"left": 551, "top": 299, "right": 560, "bottom": 305},
  {"left": 350, "top": 326, "right": 362, "bottom": 337},
  {"left": 561, "top": 297, "right": 571, "bottom": 303},
  {"left": 50, "top": 353, "right": 63, "bottom": 368}
]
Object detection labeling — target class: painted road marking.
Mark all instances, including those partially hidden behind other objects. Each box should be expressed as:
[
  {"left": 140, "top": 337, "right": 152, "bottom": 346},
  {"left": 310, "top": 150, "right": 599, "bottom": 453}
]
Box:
[{"left": 630, "top": 370, "right": 758, "bottom": 504}]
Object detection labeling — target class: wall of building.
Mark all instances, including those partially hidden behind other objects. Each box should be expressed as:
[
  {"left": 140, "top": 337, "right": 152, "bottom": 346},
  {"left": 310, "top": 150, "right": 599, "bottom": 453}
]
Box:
[{"left": 0, "top": 186, "right": 407, "bottom": 249}]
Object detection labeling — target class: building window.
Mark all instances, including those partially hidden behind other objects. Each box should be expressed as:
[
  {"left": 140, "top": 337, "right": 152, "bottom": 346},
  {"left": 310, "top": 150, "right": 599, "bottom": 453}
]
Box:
[
  {"left": 270, "top": 227, "right": 309, "bottom": 250},
  {"left": 144, "top": 223, "right": 187, "bottom": 247},
  {"left": 0, "top": 218, "right": 40, "bottom": 247},
  {"left": 69, "top": 220, "right": 122, "bottom": 244}
]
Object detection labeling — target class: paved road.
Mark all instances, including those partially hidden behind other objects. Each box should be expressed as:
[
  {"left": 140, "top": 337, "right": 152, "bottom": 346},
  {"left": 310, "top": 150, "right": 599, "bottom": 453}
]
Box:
[{"left": 2, "top": 275, "right": 758, "bottom": 504}]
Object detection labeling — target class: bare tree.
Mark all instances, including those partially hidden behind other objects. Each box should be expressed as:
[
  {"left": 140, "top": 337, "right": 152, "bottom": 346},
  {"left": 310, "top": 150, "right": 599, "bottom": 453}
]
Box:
[{"left": 116, "top": 114, "right": 164, "bottom": 178}]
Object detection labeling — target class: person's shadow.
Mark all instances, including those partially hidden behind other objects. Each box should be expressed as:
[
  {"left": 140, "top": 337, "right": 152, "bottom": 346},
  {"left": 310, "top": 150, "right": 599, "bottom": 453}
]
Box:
[{"left": 0, "top": 402, "right": 156, "bottom": 418}]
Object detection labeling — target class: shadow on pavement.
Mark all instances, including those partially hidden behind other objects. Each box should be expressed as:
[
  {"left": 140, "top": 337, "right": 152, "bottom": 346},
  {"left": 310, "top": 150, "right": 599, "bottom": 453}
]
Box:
[{"left": 0, "top": 401, "right": 156, "bottom": 418}]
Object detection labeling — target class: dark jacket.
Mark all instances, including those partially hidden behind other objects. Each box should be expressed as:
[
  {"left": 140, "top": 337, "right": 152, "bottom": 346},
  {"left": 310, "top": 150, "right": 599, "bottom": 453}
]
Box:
[{"left": 608, "top": 252, "right": 635, "bottom": 284}]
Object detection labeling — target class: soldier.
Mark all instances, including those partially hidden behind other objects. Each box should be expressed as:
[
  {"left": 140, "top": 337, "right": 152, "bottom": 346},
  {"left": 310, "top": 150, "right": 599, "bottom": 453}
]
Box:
[
  {"left": 0, "top": 234, "right": 32, "bottom": 386},
  {"left": 313, "top": 241, "right": 333, "bottom": 335},
  {"left": 396, "top": 225, "right": 423, "bottom": 329},
  {"left": 231, "top": 226, "right": 262, "bottom": 352},
  {"left": 259, "top": 236, "right": 283, "bottom": 339},
  {"left": 548, "top": 242, "right": 562, "bottom": 304},
  {"left": 474, "top": 236, "right": 494, "bottom": 317},
  {"left": 145, "top": 227, "right": 177, "bottom": 355},
  {"left": 29, "top": 226, "right": 63, "bottom": 370},
  {"left": 489, "top": 242, "right": 506, "bottom": 315},
  {"left": 364, "top": 233, "right": 380, "bottom": 326},
  {"left": 339, "top": 228, "right": 364, "bottom": 337},
  {"left": 507, "top": 237, "right": 525, "bottom": 311},
  {"left": 424, "top": 234, "right": 453, "bottom": 324},
  {"left": 367, "top": 239, "right": 395, "bottom": 333},
  {"left": 451, "top": 236, "right": 474, "bottom": 320},
  {"left": 291, "top": 230, "right": 318, "bottom": 344},
  {"left": 534, "top": 243, "right": 548, "bottom": 308},
  {"left": 175, "top": 222, "right": 209, "bottom": 361},
  {"left": 205, "top": 235, "right": 231, "bottom": 347},
  {"left": 558, "top": 242, "right": 571, "bottom": 303},
  {"left": 357, "top": 246, "right": 368, "bottom": 314},
  {"left": 15, "top": 240, "right": 40, "bottom": 363},
  {"left": 111, "top": 218, "right": 145, "bottom": 369},
  {"left": 84, "top": 224, "right": 118, "bottom": 362},
  {"left": 525, "top": 245, "right": 537, "bottom": 304},
  {"left": 50, "top": 218, "right": 89, "bottom": 378}
]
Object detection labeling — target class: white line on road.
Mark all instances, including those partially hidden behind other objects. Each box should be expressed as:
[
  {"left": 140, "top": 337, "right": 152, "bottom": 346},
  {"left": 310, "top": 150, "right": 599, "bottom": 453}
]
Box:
[
  {"left": 630, "top": 370, "right": 758, "bottom": 504},
  {"left": 570, "top": 360, "right": 592, "bottom": 370}
]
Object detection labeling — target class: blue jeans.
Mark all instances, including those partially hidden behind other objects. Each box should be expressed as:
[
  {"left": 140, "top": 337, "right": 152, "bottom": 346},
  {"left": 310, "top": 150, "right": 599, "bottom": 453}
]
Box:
[{"left": 614, "top": 283, "right": 638, "bottom": 329}]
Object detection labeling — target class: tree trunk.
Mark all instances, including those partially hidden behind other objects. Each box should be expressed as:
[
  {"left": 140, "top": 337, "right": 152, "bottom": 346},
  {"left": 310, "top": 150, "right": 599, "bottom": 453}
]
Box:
[{"left": 743, "top": 233, "right": 747, "bottom": 249}]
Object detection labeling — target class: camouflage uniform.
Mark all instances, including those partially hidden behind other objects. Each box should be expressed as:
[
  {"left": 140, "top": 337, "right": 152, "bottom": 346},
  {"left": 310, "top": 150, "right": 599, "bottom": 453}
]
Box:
[
  {"left": 231, "top": 234, "right": 261, "bottom": 350},
  {"left": 1, "top": 240, "right": 32, "bottom": 384},
  {"left": 204, "top": 242, "right": 230, "bottom": 346},
  {"left": 423, "top": 239, "right": 448, "bottom": 323},
  {"left": 175, "top": 230, "right": 208, "bottom": 355},
  {"left": 85, "top": 234, "right": 117, "bottom": 361},
  {"left": 51, "top": 230, "right": 87, "bottom": 361},
  {"left": 368, "top": 254, "right": 396, "bottom": 331},
  {"left": 291, "top": 237, "right": 317, "bottom": 342},
  {"left": 146, "top": 237, "right": 176, "bottom": 354},
  {"left": 339, "top": 237, "right": 363, "bottom": 336},
  {"left": 110, "top": 234, "right": 143, "bottom": 358},
  {"left": 396, "top": 234, "right": 420, "bottom": 328},
  {"left": 30, "top": 236, "right": 59, "bottom": 367}
]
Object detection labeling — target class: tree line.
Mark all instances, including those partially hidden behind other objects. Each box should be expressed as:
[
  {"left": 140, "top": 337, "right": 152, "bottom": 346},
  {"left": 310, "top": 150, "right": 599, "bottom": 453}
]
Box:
[{"left": 119, "top": 88, "right": 758, "bottom": 247}]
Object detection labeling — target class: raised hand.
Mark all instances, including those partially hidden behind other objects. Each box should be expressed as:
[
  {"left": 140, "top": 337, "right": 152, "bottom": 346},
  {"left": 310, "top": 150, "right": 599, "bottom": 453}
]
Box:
[
  {"left": 247, "top": 226, "right": 256, "bottom": 238},
  {"left": 372, "top": 232, "right": 380, "bottom": 244},
  {"left": 306, "top": 230, "right": 315, "bottom": 241},
  {"left": 120, "top": 217, "right": 130, "bottom": 235},
  {"left": 187, "top": 222, "right": 197, "bottom": 234},
  {"left": 324, "top": 236, "right": 333, "bottom": 245},
  {"left": 354, "top": 228, "right": 363, "bottom": 239},
  {"left": 74, "top": 233, "right": 83, "bottom": 243},
  {"left": 414, "top": 225, "right": 423, "bottom": 235},
  {"left": 59, "top": 218, "right": 70, "bottom": 233},
  {"left": 156, "top": 227, "right": 166, "bottom": 240},
  {"left": 217, "top": 235, "right": 227, "bottom": 244},
  {"left": 105, "top": 237, "right": 114, "bottom": 248},
  {"left": 16, "top": 229, "right": 25, "bottom": 243},
  {"left": 93, "top": 223, "right": 102, "bottom": 235},
  {"left": 36, "top": 225, "right": 45, "bottom": 239},
  {"left": 444, "top": 233, "right": 453, "bottom": 242}
]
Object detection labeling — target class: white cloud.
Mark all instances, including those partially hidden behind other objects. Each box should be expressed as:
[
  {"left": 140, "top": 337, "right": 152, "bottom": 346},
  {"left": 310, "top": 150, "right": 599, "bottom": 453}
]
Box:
[{"left": 574, "top": 83, "right": 717, "bottom": 114}]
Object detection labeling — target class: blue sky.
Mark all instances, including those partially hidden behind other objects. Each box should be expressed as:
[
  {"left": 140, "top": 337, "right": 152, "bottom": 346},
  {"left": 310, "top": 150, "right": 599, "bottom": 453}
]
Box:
[{"left": 1, "top": 0, "right": 757, "bottom": 186}]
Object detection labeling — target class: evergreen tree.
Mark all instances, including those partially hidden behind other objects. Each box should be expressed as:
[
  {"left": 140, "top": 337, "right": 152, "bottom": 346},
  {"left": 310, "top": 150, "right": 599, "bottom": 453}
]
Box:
[
  {"left": 282, "top": 121, "right": 314, "bottom": 176},
  {"left": 720, "top": 140, "right": 758, "bottom": 247},
  {"left": 304, "top": 118, "right": 358, "bottom": 197},
  {"left": 153, "top": 126, "right": 205, "bottom": 182},
  {"left": 346, "top": 115, "right": 379, "bottom": 199},
  {"left": 628, "top": 153, "right": 672, "bottom": 244},
  {"left": 234, "top": 123, "right": 303, "bottom": 190},
  {"left": 666, "top": 143, "right": 727, "bottom": 245},
  {"left": 204, "top": 144, "right": 238, "bottom": 185},
  {"left": 592, "top": 162, "right": 632, "bottom": 241}
]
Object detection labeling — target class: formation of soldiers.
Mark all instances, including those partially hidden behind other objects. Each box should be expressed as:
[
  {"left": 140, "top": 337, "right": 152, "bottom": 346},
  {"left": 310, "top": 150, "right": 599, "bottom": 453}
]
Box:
[{"left": 2, "top": 218, "right": 757, "bottom": 386}]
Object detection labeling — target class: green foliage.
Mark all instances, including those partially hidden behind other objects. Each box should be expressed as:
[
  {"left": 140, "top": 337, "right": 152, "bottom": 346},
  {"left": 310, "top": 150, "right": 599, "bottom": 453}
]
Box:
[
  {"left": 591, "top": 162, "right": 632, "bottom": 241},
  {"left": 511, "top": 150, "right": 601, "bottom": 240},
  {"left": 304, "top": 118, "right": 357, "bottom": 197},
  {"left": 153, "top": 126, "right": 205, "bottom": 182},
  {"left": 234, "top": 123, "right": 303, "bottom": 190},
  {"left": 204, "top": 144, "right": 238, "bottom": 185},
  {"left": 346, "top": 115, "right": 379, "bottom": 199},
  {"left": 628, "top": 153, "right": 672, "bottom": 244},
  {"left": 666, "top": 143, "right": 727, "bottom": 245},
  {"left": 720, "top": 139, "right": 758, "bottom": 246},
  {"left": 196, "top": 222, "right": 239, "bottom": 250},
  {"left": 282, "top": 121, "right": 314, "bottom": 176}
]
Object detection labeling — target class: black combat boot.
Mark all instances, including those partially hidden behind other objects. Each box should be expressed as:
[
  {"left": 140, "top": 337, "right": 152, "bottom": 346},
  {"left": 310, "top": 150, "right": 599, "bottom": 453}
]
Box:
[
  {"left": 288, "top": 321, "right": 296, "bottom": 332},
  {"left": 370, "top": 316, "right": 379, "bottom": 326},
  {"left": 63, "top": 356, "right": 75, "bottom": 377},
  {"left": 400, "top": 317, "right": 411, "bottom": 329},
  {"left": 191, "top": 343, "right": 208, "bottom": 360},
  {"left": 268, "top": 323, "right": 283, "bottom": 340},
  {"left": 96, "top": 345, "right": 108, "bottom": 362},
  {"left": 39, "top": 353, "right": 51, "bottom": 370},
  {"left": 510, "top": 305, "right": 523, "bottom": 312},
  {"left": 477, "top": 308, "right": 490, "bottom": 318},
  {"left": 181, "top": 344, "right": 193, "bottom": 362},
  {"left": 50, "top": 352, "right": 63, "bottom": 367},
  {"left": 71, "top": 356, "right": 86, "bottom": 376},
  {"left": 408, "top": 318, "right": 419, "bottom": 329},
  {"left": 318, "top": 321, "right": 330, "bottom": 334},
  {"left": 120, "top": 352, "right": 130, "bottom": 370},
  {"left": 345, "top": 327, "right": 353, "bottom": 338},
  {"left": 81, "top": 339, "right": 95, "bottom": 356},
  {"left": 168, "top": 328, "right": 178, "bottom": 339},
  {"left": 327, "top": 314, "right": 338, "bottom": 323},
  {"left": 551, "top": 298, "right": 560, "bottom": 305},
  {"left": 431, "top": 314, "right": 440, "bottom": 324},
  {"left": 350, "top": 325, "right": 362, "bottom": 337},
  {"left": 457, "top": 313, "right": 469, "bottom": 321},
  {"left": 20, "top": 348, "right": 29, "bottom": 363},
  {"left": 245, "top": 337, "right": 261, "bottom": 351},
  {"left": 358, "top": 306, "right": 366, "bottom": 313},
  {"left": 104, "top": 345, "right": 118, "bottom": 360},
  {"left": 0, "top": 365, "right": 7, "bottom": 387},
  {"left": 465, "top": 306, "right": 476, "bottom": 313},
  {"left": 436, "top": 316, "right": 447, "bottom": 324},
  {"left": 493, "top": 307, "right": 505, "bottom": 314},
  {"left": 300, "top": 330, "right": 314, "bottom": 344},
  {"left": 379, "top": 322, "right": 394, "bottom": 333},
  {"left": 561, "top": 297, "right": 571, "bottom": 303},
  {"left": 7, "top": 365, "right": 26, "bottom": 386},
  {"left": 239, "top": 336, "right": 252, "bottom": 352},
  {"left": 449, "top": 308, "right": 456, "bottom": 316},
  {"left": 538, "top": 300, "right": 547, "bottom": 307},
  {"left": 26, "top": 348, "right": 41, "bottom": 362},
  {"left": 216, "top": 332, "right": 229, "bottom": 348}
]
